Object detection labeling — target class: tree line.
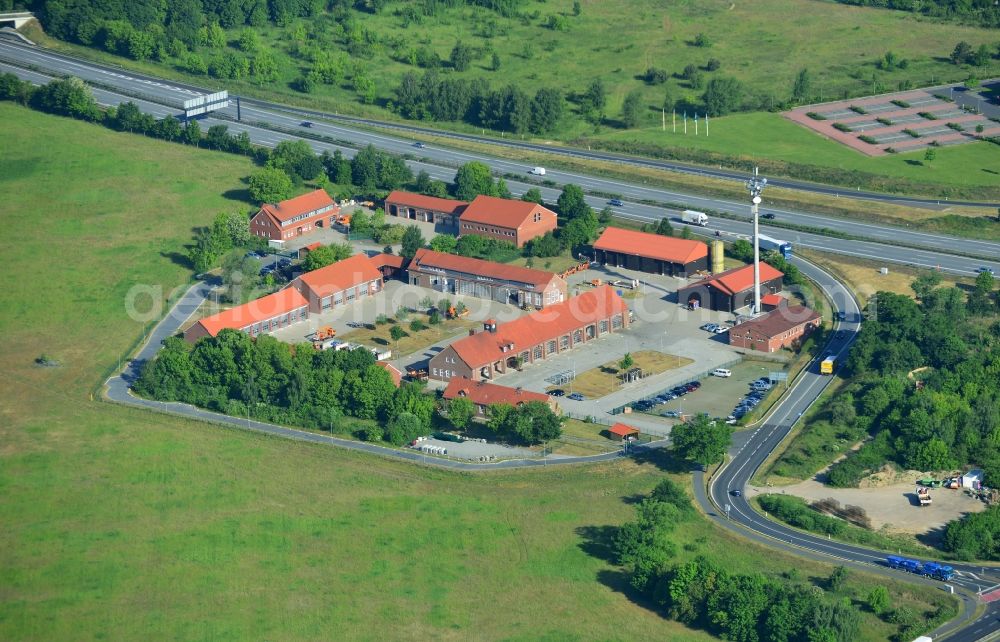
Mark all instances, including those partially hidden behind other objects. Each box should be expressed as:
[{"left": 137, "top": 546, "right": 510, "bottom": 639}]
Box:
[
  {"left": 831, "top": 0, "right": 1000, "bottom": 28},
  {"left": 605, "top": 478, "right": 939, "bottom": 642}
]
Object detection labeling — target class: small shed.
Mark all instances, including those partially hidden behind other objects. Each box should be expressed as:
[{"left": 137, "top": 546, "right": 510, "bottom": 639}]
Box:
[
  {"left": 608, "top": 422, "right": 640, "bottom": 442},
  {"left": 298, "top": 241, "right": 322, "bottom": 260},
  {"left": 960, "top": 469, "right": 984, "bottom": 490}
]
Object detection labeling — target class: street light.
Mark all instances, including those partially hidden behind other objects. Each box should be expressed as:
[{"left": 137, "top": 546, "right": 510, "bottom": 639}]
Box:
[{"left": 745, "top": 168, "right": 767, "bottom": 316}]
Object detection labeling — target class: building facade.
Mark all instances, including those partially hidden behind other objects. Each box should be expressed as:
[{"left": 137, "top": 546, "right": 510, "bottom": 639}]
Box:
[
  {"left": 442, "top": 377, "right": 558, "bottom": 416},
  {"left": 407, "top": 249, "right": 567, "bottom": 309},
  {"left": 250, "top": 189, "right": 339, "bottom": 242},
  {"left": 184, "top": 288, "right": 309, "bottom": 342},
  {"left": 728, "top": 305, "right": 821, "bottom": 353},
  {"left": 428, "top": 285, "right": 629, "bottom": 382},
  {"left": 384, "top": 191, "right": 467, "bottom": 227},
  {"left": 593, "top": 227, "right": 709, "bottom": 277},
  {"left": 458, "top": 195, "right": 558, "bottom": 248},
  {"left": 288, "top": 254, "right": 383, "bottom": 314},
  {"left": 677, "top": 263, "right": 784, "bottom": 312}
]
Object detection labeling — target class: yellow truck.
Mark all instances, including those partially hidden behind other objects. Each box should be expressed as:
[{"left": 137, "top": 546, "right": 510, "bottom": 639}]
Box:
[{"left": 820, "top": 356, "right": 835, "bottom": 375}]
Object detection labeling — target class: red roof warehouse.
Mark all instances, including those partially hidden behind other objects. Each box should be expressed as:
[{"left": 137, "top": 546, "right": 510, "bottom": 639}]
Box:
[
  {"left": 443, "top": 377, "right": 557, "bottom": 416},
  {"left": 429, "top": 285, "right": 629, "bottom": 381},
  {"left": 384, "top": 191, "right": 468, "bottom": 227},
  {"left": 407, "top": 248, "right": 568, "bottom": 309},
  {"left": 184, "top": 288, "right": 309, "bottom": 342},
  {"left": 729, "top": 305, "right": 821, "bottom": 353},
  {"left": 250, "top": 189, "right": 339, "bottom": 242},
  {"left": 677, "top": 263, "right": 784, "bottom": 312},
  {"left": 289, "top": 254, "right": 383, "bottom": 313},
  {"left": 593, "top": 227, "right": 709, "bottom": 277},
  {"left": 459, "top": 195, "right": 558, "bottom": 247}
]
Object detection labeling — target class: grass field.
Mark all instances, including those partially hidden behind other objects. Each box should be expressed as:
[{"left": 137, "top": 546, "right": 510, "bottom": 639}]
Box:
[
  {"left": 0, "top": 103, "right": 954, "bottom": 640},
  {"left": 551, "top": 350, "right": 694, "bottom": 399},
  {"left": 31, "top": 0, "right": 1000, "bottom": 195},
  {"left": 339, "top": 315, "right": 480, "bottom": 357}
]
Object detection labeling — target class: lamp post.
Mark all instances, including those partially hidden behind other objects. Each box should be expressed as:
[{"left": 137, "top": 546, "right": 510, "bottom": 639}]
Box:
[{"left": 746, "top": 168, "right": 768, "bottom": 316}]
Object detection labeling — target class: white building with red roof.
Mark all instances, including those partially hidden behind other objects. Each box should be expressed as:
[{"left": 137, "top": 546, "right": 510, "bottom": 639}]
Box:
[
  {"left": 428, "top": 285, "right": 629, "bottom": 382},
  {"left": 407, "top": 248, "right": 567, "bottom": 309},
  {"left": 184, "top": 288, "right": 309, "bottom": 342},
  {"left": 250, "top": 189, "right": 339, "bottom": 242},
  {"left": 593, "top": 227, "right": 709, "bottom": 277},
  {"left": 288, "top": 254, "right": 383, "bottom": 313}
]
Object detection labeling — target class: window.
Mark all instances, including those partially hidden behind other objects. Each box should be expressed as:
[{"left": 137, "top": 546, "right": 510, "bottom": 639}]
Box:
[
  {"left": 599, "top": 320, "right": 608, "bottom": 333},
  {"left": 559, "top": 335, "right": 569, "bottom": 350},
  {"left": 533, "top": 212, "right": 541, "bottom": 222},
  {"left": 547, "top": 340, "right": 557, "bottom": 354},
  {"left": 433, "top": 368, "right": 439, "bottom": 376},
  {"left": 533, "top": 346, "right": 543, "bottom": 360},
  {"left": 573, "top": 329, "right": 583, "bottom": 343},
  {"left": 612, "top": 315, "right": 623, "bottom": 330}
]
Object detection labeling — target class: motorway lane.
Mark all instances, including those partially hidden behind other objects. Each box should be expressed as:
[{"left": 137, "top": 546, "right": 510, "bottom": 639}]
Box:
[
  {"left": 8, "top": 58, "right": 1000, "bottom": 281},
  {"left": 5, "top": 36, "right": 1000, "bottom": 263}
]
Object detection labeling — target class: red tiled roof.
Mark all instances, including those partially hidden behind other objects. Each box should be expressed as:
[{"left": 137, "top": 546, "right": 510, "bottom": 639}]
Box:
[
  {"left": 761, "top": 294, "right": 784, "bottom": 306},
  {"left": 449, "top": 285, "right": 627, "bottom": 368},
  {"left": 740, "top": 305, "right": 820, "bottom": 338},
  {"left": 682, "top": 263, "right": 784, "bottom": 296},
  {"left": 410, "top": 248, "right": 561, "bottom": 289},
  {"left": 442, "top": 377, "right": 549, "bottom": 407},
  {"left": 385, "top": 190, "right": 467, "bottom": 214},
  {"left": 594, "top": 227, "right": 708, "bottom": 265},
  {"left": 369, "top": 253, "right": 406, "bottom": 269},
  {"left": 302, "top": 242, "right": 322, "bottom": 252},
  {"left": 376, "top": 361, "right": 403, "bottom": 387},
  {"left": 196, "top": 288, "right": 307, "bottom": 337},
  {"left": 609, "top": 423, "right": 640, "bottom": 437},
  {"left": 260, "top": 189, "right": 336, "bottom": 223},
  {"left": 294, "top": 254, "right": 382, "bottom": 298},
  {"left": 459, "top": 195, "right": 555, "bottom": 229}
]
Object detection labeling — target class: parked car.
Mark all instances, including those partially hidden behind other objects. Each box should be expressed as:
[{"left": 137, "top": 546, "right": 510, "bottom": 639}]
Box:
[
  {"left": 258, "top": 267, "right": 274, "bottom": 277},
  {"left": 549, "top": 389, "right": 565, "bottom": 397},
  {"left": 687, "top": 381, "right": 701, "bottom": 389},
  {"left": 278, "top": 258, "right": 292, "bottom": 267},
  {"left": 346, "top": 321, "right": 364, "bottom": 329},
  {"left": 609, "top": 198, "right": 624, "bottom": 207},
  {"left": 567, "top": 392, "right": 585, "bottom": 401},
  {"left": 701, "top": 323, "right": 719, "bottom": 332},
  {"left": 663, "top": 410, "right": 682, "bottom": 418},
  {"left": 713, "top": 326, "right": 728, "bottom": 334},
  {"left": 711, "top": 368, "right": 732, "bottom": 378}
]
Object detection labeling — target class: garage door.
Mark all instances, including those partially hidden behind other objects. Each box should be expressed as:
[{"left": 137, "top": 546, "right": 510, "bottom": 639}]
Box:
[{"left": 457, "top": 280, "right": 491, "bottom": 299}]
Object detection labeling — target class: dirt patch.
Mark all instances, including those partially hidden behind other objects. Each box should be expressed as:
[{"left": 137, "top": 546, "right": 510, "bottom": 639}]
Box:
[{"left": 748, "top": 475, "right": 986, "bottom": 538}]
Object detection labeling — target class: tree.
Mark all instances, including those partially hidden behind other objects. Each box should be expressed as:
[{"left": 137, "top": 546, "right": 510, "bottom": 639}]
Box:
[
  {"left": 828, "top": 565, "right": 849, "bottom": 591},
  {"left": 702, "top": 77, "right": 743, "bottom": 116},
  {"left": 490, "top": 52, "right": 501, "bottom": 72},
  {"left": 400, "top": 225, "right": 425, "bottom": 258},
  {"left": 248, "top": 167, "right": 293, "bottom": 203},
  {"left": 866, "top": 585, "right": 890, "bottom": 616},
  {"left": 619, "top": 353, "right": 634, "bottom": 372},
  {"left": 322, "top": 150, "right": 353, "bottom": 185},
  {"left": 522, "top": 188, "right": 544, "bottom": 204},
  {"left": 621, "top": 89, "right": 644, "bottom": 128},
  {"left": 655, "top": 217, "right": 673, "bottom": 236},
  {"left": 450, "top": 41, "right": 473, "bottom": 72},
  {"left": 706, "top": 58, "right": 721, "bottom": 72},
  {"left": 268, "top": 139, "right": 321, "bottom": 183},
  {"left": 509, "top": 401, "right": 563, "bottom": 444},
  {"left": 182, "top": 119, "right": 201, "bottom": 146},
  {"left": 951, "top": 41, "right": 974, "bottom": 65},
  {"left": 220, "top": 251, "right": 259, "bottom": 302},
  {"left": 924, "top": 147, "right": 936, "bottom": 163},
  {"left": 974, "top": 44, "right": 991, "bottom": 66},
  {"left": 683, "top": 64, "right": 703, "bottom": 89},
  {"left": 453, "top": 161, "right": 495, "bottom": 200},
  {"left": 429, "top": 234, "right": 458, "bottom": 253},
  {"left": 448, "top": 397, "right": 476, "bottom": 430},
  {"left": 531, "top": 88, "right": 564, "bottom": 133},
  {"left": 556, "top": 184, "right": 590, "bottom": 220},
  {"left": 31, "top": 77, "right": 101, "bottom": 121},
  {"left": 527, "top": 232, "right": 562, "bottom": 258},
  {"left": 645, "top": 67, "right": 668, "bottom": 85},
  {"left": 911, "top": 271, "right": 942, "bottom": 300},
  {"left": 349, "top": 209, "right": 371, "bottom": 235},
  {"left": 791, "top": 68, "right": 812, "bottom": 103},
  {"left": 237, "top": 29, "right": 259, "bottom": 53},
  {"left": 582, "top": 79, "right": 606, "bottom": 122},
  {"left": 389, "top": 324, "right": 406, "bottom": 346},
  {"left": 670, "top": 414, "right": 733, "bottom": 467},
  {"left": 385, "top": 412, "right": 424, "bottom": 446},
  {"left": 302, "top": 243, "right": 351, "bottom": 271},
  {"left": 693, "top": 32, "right": 711, "bottom": 47}
]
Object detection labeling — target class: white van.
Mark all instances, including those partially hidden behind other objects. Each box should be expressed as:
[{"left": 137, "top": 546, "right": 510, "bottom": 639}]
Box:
[
  {"left": 711, "top": 368, "right": 732, "bottom": 378},
  {"left": 528, "top": 166, "right": 546, "bottom": 176}
]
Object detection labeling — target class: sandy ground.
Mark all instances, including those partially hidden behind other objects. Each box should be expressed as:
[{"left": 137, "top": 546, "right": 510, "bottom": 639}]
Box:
[{"left": 748, "top": 477, "right": 987, "bottom": 537}]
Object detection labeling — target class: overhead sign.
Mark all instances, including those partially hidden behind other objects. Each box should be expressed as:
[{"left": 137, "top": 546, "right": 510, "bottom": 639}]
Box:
[{"left": 184, "top": 90, "right": 229, "bottom": 118}]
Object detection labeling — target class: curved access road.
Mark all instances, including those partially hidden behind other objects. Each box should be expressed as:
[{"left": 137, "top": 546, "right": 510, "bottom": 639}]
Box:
[
  {"left": 697, "top": 255, "right": 1000, "bottom": 640},
  {"left": 1, "top": 37, "right": 997, "bottom": 212}
]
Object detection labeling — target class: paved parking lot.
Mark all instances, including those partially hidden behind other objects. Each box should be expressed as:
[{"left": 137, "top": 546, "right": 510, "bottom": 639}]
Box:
[{"left": 644, "top": 359, "right": 788, "bottom": 421}]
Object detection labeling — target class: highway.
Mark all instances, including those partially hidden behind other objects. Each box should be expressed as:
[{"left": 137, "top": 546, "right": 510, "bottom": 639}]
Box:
[
  {"left": 1, "top": 37, "right": 997, "bottom": 209},
  {"left": 7, "top": 36, "right": 998, "bottom": 640}
]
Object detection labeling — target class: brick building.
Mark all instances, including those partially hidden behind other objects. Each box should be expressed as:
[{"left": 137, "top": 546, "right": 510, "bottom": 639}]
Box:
[
  {"left": 184, "top": 288, "right": 309, "bottom": 342},
  {"left": 250, "top": 189, "right": 339, "bottom": 242},
  {"left": 442, "top": 377, "right": 558, "bottom": 416},
  {"left": 407, "top": 248, "right": 567, "bottom": 309},
  {"left": 428, "top": 285, "right": 629, "bottom": 382},
  {"left": 458, "top": 195, "right": 558, "bottom": 247},
  {"left": 677, "top": 263, "right": 784, "bottom": 312},
  {"left": 593, "top": 227, "right": 709, "bottom": 277},
  {"left": 384, "top": 191, "right": 467, "bottom": 227},
  {"left": 728, "top": 305, "right": 821, "bottom": 353},
  {"left": 288, "top": 254, "right": 383, "bottom": 313}
]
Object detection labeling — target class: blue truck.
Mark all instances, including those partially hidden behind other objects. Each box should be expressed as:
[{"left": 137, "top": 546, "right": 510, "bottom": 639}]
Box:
[{"left": 886, "top": 556, "right": 954, "bottom": 581}]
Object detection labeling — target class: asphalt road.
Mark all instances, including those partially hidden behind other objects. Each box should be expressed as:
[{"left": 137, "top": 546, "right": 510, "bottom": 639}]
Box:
[
  {"left": 699, "top": 255, "right": 1000, "bottom": 641},
  {"left": 2, "top": 37, "right": 997, "bottom": 209},
  {"left": 8, "top": 35, "right": 998, "bottom": 639}
]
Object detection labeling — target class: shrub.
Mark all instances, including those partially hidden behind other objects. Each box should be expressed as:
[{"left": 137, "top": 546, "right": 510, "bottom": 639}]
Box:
[
  {"left": 902, "top": 128, "right": 920, "bottom": 138},
  {"left": 876, "top": 117, "right": 892, "bottom": 126},
  {"left": 891, "top": 99, "right": 910, "bottom": 108},
  {"left": 849, "top": 105, "right": 867, "bottom": 114},
  {"left": 858, "top": 134, "right": 877, "bottom": 144},
  {"left": 918, "top": 111, "right": 937, "bottom": 120},
  {"left": 409, "top": 319, "right": 426, "bottom": 332},
  {"left": 946, "top": 122, "right": 964, "bottom": 131},
  {"left": 933, "top": 93, "right": 953, "bottom": 102},
  {"left": 833, "top": 122, "right": 852, "bottom": 132},
  {"left": 806, "top": 111, "right": 826, "bottom": 120},
  {"left": 884, "top": 146, "right": 898, "bottom": 153}
]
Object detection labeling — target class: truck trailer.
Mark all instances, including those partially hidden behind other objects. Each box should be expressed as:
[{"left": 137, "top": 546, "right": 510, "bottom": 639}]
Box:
[
  {"left": 886, "top": 556, "right": 954, "bottom": 581},
  {"left": 681, "top": 210, "right": 709, "bottom": 226}
]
